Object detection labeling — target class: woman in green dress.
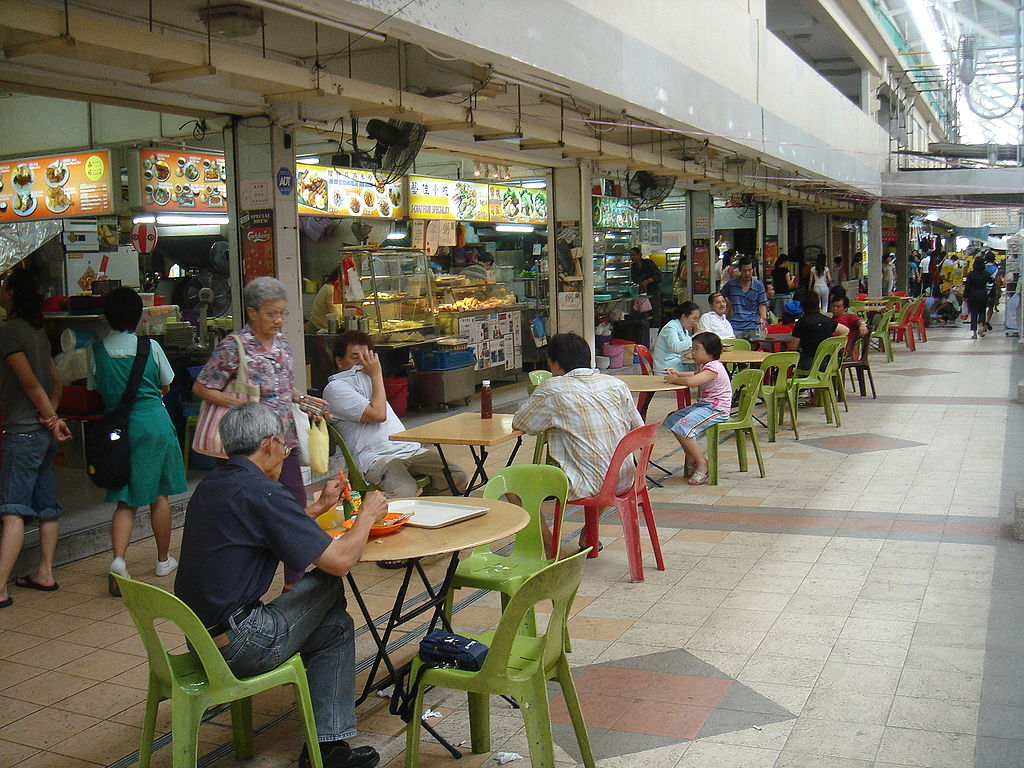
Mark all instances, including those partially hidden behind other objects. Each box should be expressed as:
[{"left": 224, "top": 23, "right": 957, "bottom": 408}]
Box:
[{"left": 89, "top": 288, "right": 186, "bottom": 596}]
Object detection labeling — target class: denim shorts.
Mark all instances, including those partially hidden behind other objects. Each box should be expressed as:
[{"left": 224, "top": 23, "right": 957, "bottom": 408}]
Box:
[
  {"left": 664, "top": 403, "right": 729, "bottom": 440},
  {"left": 0, "top": 429, "right": 62, "bottom": 521}
]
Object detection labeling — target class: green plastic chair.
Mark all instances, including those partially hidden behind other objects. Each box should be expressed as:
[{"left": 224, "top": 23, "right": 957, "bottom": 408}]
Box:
[
  {"left": 707, "top": 368, "right": 766, "bottom": 485},
  {"left": 758, "top": 351, "right": 800, "bottom": 442},
  {"left": 325, "top": 422, "right": 431, "bottom": 495},
  {"left": 789, "top": 336, "right": 847, "bottom": 433},
  {"left": 404, "top": 551, "right": 595, "bottom": 768},
  {"left": 727, "top": 338, "right": 752, "bottom": 351},
  {"left": 527, "top": 369, "right": 552, "bottom": 395},
  {"left": 870, "top": 308, "right": 895, "bottom": 362},
  {"left": 444, "top": 464, "right": 569, "bottom": 637},
  {"left": 113, "top": 575, "right": 323, "bottom": 768}
]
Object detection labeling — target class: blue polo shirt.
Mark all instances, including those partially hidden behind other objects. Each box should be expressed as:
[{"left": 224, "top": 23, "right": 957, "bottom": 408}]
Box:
[
  {"left": 174, "top": 456, "right": 331, "bottom": 628},
  {"left": 722, "top": 277, "right": 768, "bottom": 331}
]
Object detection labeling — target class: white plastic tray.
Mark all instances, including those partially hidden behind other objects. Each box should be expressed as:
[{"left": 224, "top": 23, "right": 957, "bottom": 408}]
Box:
[{"left": 390, "top": 499, "right": 488, "bottom": 529}]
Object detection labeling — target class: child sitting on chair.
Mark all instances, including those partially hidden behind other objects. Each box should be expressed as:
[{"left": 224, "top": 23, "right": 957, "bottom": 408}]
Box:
[{"left": 662, "top": 332, "right": 732, "bottom": 486}]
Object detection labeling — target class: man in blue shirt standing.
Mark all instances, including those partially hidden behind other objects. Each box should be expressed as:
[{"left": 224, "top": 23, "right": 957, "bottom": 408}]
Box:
[{"left": 721, "top": 255, "right": 768, "bottom": 339}]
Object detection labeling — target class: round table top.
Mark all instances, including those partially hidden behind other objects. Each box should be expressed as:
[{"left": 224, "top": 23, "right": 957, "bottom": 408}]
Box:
[
  {"left": 720, "top": 349, "right": 771, "bottom": 364},
  {"left": 331, "top": 497, "right": 530, "bottom": 563},
  {"left": 616, "top": 374, "right": 688, "bottom": 393}
]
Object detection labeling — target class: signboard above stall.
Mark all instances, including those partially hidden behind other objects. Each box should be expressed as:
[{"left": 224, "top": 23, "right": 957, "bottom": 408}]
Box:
[
  {"left": 593, "top": 195, "right": 639, "bottom": 229},
  {"left": 295, "top": 165, "right": 403, "bottom": 219},
  {"left": 409, "top": 175, "right": 549, "bottom": 225},
  {"left": 139, "top": 148, "right": 227, "bottom": 213},
  {"left": 0, "top": 150, "right": 114, "bottom": 223}
]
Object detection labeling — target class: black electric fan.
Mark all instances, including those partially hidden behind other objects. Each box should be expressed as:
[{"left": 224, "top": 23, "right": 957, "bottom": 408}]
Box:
[
  {"left": 626, "top": 171, "right": 676, "bottom": 209},
  {"left": 332, "top": 118, "right": 427, "bottom": 187}
]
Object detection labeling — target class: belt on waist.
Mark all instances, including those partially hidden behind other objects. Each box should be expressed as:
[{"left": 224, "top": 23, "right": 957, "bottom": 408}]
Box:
[{"left": 207, "top": 603, "right": 259, "bottom": 647}]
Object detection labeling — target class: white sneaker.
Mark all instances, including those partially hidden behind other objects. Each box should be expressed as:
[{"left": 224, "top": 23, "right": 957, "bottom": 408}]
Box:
[{"left": 154, "top": 556, "right": 178, "bottom": 577}]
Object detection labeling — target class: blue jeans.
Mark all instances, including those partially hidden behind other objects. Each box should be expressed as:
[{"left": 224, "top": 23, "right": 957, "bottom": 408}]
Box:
[
  {"left": 0, "top": 429, "right": 62, "bottom": 520},
  {"left": 219, "top": 569, "right": 356, "bottom": 742}
]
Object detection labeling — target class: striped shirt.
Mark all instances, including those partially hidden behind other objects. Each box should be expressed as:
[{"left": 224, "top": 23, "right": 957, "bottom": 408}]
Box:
[{"left": 513, "top": 368, "right": 644, "bottom": 498}]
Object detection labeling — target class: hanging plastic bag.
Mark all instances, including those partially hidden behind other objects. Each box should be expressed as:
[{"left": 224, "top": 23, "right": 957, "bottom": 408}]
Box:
[
  {"left": 341, "top": 256, "right": 364, "bottom": 301},
  {"left": 634, "top": 296, "right": 653, "bottom": 313},
  {"left": 308, "top": 418, "right": 330, "bottom": 475},
  {"left": 291, "top": 404, "right": 311, "bottom": 466}
]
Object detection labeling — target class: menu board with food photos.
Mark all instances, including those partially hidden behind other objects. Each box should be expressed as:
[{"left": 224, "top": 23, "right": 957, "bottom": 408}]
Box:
[
  {"left": 139, "top": 149, "right": 227, "bottom": 213},
  {"left": 0, "top": 150, "right": 113, "bottom": 222},
  {"left": 409, "top": 176, "right": 489, "bottom": 222},
  {"left": 487, "top": 185, "right": 548, "bottom": 224},
  {"left": 295, "top": 165, "right": 403, "bottom": 219},
  {"left": 593, "top": 195, "right": 640, "bottom": 229}
]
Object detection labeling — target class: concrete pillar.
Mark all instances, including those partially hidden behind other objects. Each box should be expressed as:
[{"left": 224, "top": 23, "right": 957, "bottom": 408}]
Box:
[
  {"left": 224, "top": 119, "right": 305, "bottom": 386},
  {"left": 867, "top": 201, "right": 883, "bottom": 296},
  {"left": 687, "top": 190, "right": 714, "bottom": 309},
  {"left": 778, "top": 201, "right": 789, "bottom": 256},
  {"left": 550, "top": 164, "right": 594, "bottom": 345},
  {"left": 895, "top": 210, "right": 909, "bottom": 292}
]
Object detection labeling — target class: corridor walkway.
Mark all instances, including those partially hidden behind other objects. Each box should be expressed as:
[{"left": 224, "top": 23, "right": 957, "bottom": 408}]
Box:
[{"left": 0, "top": 323, "right": 1021, "bottom": 768}]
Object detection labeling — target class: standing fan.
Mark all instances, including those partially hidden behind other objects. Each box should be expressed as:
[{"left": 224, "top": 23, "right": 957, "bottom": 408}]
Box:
[
  {"left": 177, "top": 271, "right": 230, "bottom": 347},
  {"left": 365, "top": 119, "right": 427, "bottom": 187},
  {"left": 626, "top": 171, "right": 676, "bottom": 210}
]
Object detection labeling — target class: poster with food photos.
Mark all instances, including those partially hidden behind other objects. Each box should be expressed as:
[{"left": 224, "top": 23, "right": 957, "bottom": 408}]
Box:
[
  {"left": 140, "top": 149, "right": 227, "bottom": 212},
  {"left": 0, "top": 150, "right": 113, "bottom": 222}
]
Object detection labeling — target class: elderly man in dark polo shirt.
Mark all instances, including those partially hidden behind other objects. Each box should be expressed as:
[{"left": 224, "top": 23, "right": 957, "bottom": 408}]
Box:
[{"left": 175, "top": 401, "right": 388, "bottom": 768}]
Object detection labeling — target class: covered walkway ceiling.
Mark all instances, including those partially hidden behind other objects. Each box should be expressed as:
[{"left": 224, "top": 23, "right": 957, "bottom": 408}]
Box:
[{"left": 0, "top": 0, "right": 867, "bottom": 211}]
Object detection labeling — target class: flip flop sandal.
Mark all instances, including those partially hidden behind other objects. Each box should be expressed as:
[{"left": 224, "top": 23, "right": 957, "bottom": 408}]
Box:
[
  {"left": 684, "top": 462, "right": 696, "bottom": 477},
  {"left": 688, "top": 471, "right": 709, "bottom": 486},
  {"left": 0, "top": 597, "right": 12, "bottom": 609},
  {"left": 14, "top": 576, "right": 58, "bottom": 592}
]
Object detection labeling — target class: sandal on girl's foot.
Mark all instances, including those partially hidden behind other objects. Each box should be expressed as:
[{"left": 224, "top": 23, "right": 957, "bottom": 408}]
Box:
[
  {"left": 684, "top": 462, "right": 696, "bottom": 477},
  {"left": 688, "top": 470, "right": 709, "bottom": 486}
]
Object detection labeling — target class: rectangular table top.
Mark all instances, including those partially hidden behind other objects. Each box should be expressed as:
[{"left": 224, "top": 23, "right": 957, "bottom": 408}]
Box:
[
  {"left": 615, "top": 374, "right": 689, "bottom": 393},
  {"left": 389, "top": 412, "right": 523, "bottom": 446}
]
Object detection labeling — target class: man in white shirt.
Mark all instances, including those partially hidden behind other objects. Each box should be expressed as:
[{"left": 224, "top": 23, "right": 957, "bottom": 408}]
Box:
[
  {"left": 919, "top": 252, "right": 932, "bottom": 295},
  {"left": 323, "top": 331, "right": 467, "bottom": 498}
]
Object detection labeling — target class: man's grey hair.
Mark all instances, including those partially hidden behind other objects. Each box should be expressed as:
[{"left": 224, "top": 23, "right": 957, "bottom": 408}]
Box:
[
  {"left": 243, "top": 276, "right": 288, "bottom": 310},
  {"left": 220, "top": 401, "right": 283, "bottom": 456}
]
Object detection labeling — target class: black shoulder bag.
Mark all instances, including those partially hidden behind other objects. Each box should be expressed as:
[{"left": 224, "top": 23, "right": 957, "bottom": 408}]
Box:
[{"left": 85, "top": 337, "right": 151, "bottom": 489}]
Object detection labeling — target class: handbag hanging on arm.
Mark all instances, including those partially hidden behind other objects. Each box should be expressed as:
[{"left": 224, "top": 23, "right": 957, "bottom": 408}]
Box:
[
  {"left": 191, "top": 333, "right": 261, "bottom": 458},
  {"left": 84, "top": 337, "right": 151, "bottom": 490}
]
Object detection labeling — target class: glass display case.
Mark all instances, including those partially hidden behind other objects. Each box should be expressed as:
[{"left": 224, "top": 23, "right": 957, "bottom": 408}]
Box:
[
  {"left": 348, "top": 247, "right": 438, "bottom": 339},
  {"left": 431, "top": 277, "right": 523, "bottom": 375},
  {"left": 594, "top": 230, "right": 636, "bottom": 298}
]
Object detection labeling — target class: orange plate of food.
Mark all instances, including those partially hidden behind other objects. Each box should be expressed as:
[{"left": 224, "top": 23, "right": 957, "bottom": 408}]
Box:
[{"left": 335, "top": 512, "right": 412, "bottom": 538}]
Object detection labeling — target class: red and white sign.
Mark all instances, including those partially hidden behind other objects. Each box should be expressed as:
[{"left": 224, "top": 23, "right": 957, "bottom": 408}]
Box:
[{"left": 130, "top": 222, "right": 159, "bottom": 254}]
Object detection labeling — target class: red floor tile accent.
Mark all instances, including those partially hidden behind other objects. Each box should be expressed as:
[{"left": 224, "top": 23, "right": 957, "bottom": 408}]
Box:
[
  {"left": 612, "top": 699, "right": 714, "bottom": 739},
  {"left": 548, "top": 691, "right": 633, "bottom": 730},
  {"left": 572, "top": 666, "right": 662, "bottom": 698},
  {"left": 642, "top": 672, "right": 732, "bottom": 708}
]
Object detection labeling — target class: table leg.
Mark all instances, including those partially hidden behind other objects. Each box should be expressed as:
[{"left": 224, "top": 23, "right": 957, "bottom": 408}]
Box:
[
  {"left": 464, "top": 446, "right": 490, "bottom": 495},
  {"left": 347, "top": 554, "right": 464, "bottom": 758},
  {"left": 433, "top": 444, "right": 461, "bottom": 495},
  {"left": 505, "top": 435, "right": 523, "bottom": 467}
]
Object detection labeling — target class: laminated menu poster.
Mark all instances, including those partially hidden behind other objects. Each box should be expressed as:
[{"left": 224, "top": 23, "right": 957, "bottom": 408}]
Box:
[
  {"left": 140, "top": 148, "right": 227, "bottom": 212},
  {"left": 295, "top": 165, "right": 403, "bottom": 219},
  {"left": 0, "top": 150, "right": 113, "bottom": 222},
  {"left": 458, "top": 310, "right": 522, "bottom": 370},
  {"left": 409, "top": 176, "right": 489, "bottom": 222}
]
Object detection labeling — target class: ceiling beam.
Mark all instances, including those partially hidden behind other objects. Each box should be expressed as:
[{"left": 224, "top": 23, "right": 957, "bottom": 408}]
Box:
[
  {"left": 149, "top": 65, "right": 218, "bottom": 85},
  {"left": 3, "top": 34, "right": 75, "bottom": 58}
]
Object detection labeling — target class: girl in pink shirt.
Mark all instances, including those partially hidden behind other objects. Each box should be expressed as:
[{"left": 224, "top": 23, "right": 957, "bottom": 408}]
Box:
[{"left": 662, "top": 332, "right": 732, "bottom": 485}]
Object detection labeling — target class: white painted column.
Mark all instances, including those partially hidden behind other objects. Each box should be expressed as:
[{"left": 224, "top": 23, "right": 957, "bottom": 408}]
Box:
[
  {"left": 550, "top": 164, "right": 594, "bottom": 345},
  {"left": 224, "top": 119, "right": 306, "bottom": 387},
  {"left": 867, "top": 201, "right": 883, "bottom": 296}
]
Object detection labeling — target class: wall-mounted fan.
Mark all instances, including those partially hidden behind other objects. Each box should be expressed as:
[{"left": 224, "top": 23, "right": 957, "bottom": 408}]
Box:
[
  {"left": 332, "top": 118, "right": 427, "bottom": 188},
  {"left": 626, "top": 171, "right": 676, "bottom": 210}
]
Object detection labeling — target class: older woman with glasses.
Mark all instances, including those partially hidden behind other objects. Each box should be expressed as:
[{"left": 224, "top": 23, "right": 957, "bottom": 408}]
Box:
[{"left": 193, "top": 276, "right": 330, "bottom": 589}]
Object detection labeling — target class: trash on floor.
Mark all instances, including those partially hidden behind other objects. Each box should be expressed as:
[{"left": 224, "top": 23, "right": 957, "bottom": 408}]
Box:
[{"left": 494, "top": 753, "right": 524, "bottom": 764}]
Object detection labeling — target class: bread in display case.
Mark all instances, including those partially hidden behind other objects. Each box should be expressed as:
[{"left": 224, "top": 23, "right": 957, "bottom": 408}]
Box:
[{"left": 347, "top": 247, "right": 438, "bottom": 340}]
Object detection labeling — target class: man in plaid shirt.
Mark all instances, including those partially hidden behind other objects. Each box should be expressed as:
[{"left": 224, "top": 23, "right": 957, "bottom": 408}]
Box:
[{"left": 513, "top": 333, "right": 643, "bottom": 548}]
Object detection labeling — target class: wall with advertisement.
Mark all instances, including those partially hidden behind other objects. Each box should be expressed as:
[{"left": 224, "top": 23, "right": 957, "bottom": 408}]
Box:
[
  {"left": 0, "top": 150, "right": 113, "bottom": 222},
  {"left": 295, "top": 165, "right": 404, "bottom": 219},
  {"left": 140, "top": 149, "right": 227, "bottom": 213}
]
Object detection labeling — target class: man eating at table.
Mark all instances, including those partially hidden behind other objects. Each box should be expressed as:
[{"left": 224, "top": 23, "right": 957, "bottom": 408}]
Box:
[
  {"left": 513, "top": 332, "right": 643, "bottom": 550},
  {"left": 175, "top": 402, "right": 388, "bottom": 768}
]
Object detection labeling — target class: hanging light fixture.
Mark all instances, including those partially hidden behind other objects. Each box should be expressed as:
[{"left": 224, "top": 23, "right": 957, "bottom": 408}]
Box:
[
  {"left": 473, "top": 163, "right": 482, "bottom": 177},
  {"left": 503, "top": 166, "right": 512, "bottom": 181},
  {"left": 491, "top": 165, "right": 500, "bottom": 179}
]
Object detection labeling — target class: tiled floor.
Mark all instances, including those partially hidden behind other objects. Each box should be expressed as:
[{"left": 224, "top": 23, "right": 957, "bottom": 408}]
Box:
[{"left": 1, "top": 322, "right": 1023, "bottom": 768}]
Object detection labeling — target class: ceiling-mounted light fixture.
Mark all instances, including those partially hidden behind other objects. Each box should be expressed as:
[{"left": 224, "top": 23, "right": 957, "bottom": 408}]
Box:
[
  {"left": 495, "top": 224, "right": 535, "bottom": 233},
  {"left": 491, "top": 166, "right": 500, "bottom": 179},
  {"left": 503, "top": 167, "right": 512, "bottom": 181},
  {"left": 297, "top": 156, "right": 320, "bottom": 165},
  {"left": 473, "top": 163, "right": 482, "bottom": 177}
]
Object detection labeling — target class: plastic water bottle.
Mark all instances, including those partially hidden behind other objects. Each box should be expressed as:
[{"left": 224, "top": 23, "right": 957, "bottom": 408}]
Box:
[{"left": 480, "top": 380, "right": 493, "bottom": 419}]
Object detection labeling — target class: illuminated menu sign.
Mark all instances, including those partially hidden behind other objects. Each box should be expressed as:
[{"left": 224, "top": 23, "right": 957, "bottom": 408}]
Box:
[
  {"left": 487, "top": 185, "right": 548, "bottom": 224},
  {"left": 0, "top": 150, "right": 113, "bottom": 222},
  {"left": 593, "top": 195, "right": 639, "bottom": 229},
  {"left": 409, "top": 175, "right": 549, "bottom": 224},
  {"left": 140, "top": 148, "right": 227, "bottom": 213},
  {"left": 295, "top": 165, "right": 403, "bottom": 218},
  {"left": 409, "top": 176, "right": 489, "bottom": 222}
]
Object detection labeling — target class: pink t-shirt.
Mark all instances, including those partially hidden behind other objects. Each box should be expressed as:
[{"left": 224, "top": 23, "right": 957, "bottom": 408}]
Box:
[{"left": 698, "top": 359, "right": 732, "bottom": 412}]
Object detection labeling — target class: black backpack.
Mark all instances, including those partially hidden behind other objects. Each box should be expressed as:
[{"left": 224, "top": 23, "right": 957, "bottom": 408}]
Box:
[{"left": 85, "top": 337, "right": 150, "bottom": 489}]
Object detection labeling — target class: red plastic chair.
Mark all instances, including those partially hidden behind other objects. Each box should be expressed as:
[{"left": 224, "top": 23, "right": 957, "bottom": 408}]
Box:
[
  {"left": 552, "top": 422, "right": 664, "bottom": 583},
  {"left": 635, "top": 344, "right": 691, "bottom": 418},
  {"left": 761, "top": 323, "right": 795, "bottom": 353},
  {"left": 856, "top": 293, "right": 868, "bottom": 300},
  {"left": 888, "top": 300, "right": 917, "bottom": 351},
  {"left": 909, "top": 297, "right": 928, "bottom": 343}
]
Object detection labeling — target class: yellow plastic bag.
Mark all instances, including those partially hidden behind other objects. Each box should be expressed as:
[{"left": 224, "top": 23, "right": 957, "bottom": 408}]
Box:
[{"left": 308, "top": 418, "right": 329, "bottom": 475}]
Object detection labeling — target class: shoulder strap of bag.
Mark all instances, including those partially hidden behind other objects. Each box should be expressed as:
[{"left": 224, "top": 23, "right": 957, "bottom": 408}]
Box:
[
  {"left": 233, "top": 332, "right": 251, "bottom": 384},
  {"left": 116, "top": 336, "right": 151, "bottom": 411}
]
